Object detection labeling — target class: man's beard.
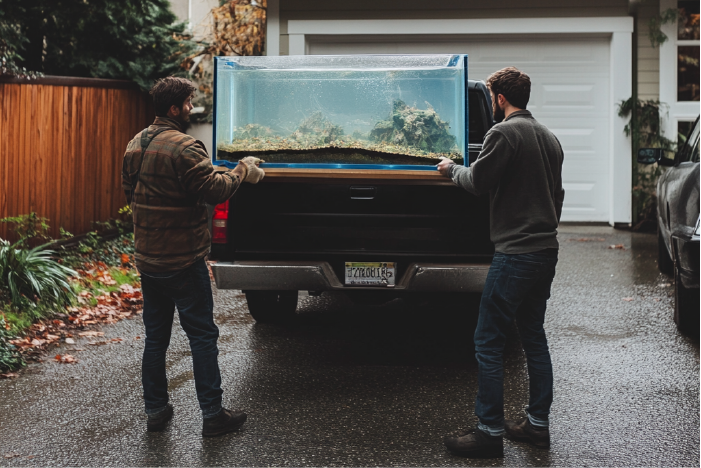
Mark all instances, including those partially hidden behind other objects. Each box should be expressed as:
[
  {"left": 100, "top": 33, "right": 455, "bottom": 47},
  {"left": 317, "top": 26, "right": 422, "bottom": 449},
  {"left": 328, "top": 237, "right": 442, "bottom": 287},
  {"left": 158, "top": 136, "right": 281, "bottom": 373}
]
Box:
[
  {"left": 492, "top": 96, "right": 505, "bottom": 123},
  {"left": 175, "top": 113, "right": 191, "bottom": 131}
]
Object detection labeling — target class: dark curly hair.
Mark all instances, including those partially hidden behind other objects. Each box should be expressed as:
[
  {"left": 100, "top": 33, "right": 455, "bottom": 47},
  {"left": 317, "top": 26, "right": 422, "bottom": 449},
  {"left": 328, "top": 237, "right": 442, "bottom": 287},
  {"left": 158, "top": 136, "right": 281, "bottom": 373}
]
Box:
[
  {"left": 486, "top": 67, "right": 531, "bottom": 109},
  {"left": 149, "top": 76, "right": 196, "bottom": 117}
]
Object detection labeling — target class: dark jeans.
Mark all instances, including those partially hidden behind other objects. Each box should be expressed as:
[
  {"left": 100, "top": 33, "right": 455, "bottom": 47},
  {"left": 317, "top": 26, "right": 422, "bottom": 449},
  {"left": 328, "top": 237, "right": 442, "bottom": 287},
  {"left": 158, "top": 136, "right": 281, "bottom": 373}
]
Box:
[
  {"left": 140, "top": 257, "right": 223, "bottom": 418},
  {"left": 474, "top": 249, "right": 558, "bottom": 434}
]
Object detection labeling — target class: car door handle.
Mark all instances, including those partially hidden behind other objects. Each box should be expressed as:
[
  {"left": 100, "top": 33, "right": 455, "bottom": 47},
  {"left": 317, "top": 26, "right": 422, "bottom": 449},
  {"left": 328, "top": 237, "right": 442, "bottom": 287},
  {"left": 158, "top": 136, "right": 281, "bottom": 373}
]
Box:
[{"left": 349, "top": 186, "right": 376, "bottom": 200}]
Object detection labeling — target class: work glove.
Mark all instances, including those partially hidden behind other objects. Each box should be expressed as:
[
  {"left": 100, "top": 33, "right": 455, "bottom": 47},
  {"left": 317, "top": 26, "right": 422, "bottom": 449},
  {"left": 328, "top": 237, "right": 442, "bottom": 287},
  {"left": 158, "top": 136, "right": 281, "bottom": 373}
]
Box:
[
  {"left": 436, "top": 156, "right": 456, "bottom": 178},
  {"left": 239, "top": 156, "right": 265, "bottom": 184}
]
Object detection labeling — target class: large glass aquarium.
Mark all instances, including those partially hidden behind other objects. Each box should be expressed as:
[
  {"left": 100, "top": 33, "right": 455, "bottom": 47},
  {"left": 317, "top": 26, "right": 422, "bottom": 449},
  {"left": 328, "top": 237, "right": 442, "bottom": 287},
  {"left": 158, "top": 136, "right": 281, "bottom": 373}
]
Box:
[{"left": 213, "top": 55, "right": 468, "bottom": 170}]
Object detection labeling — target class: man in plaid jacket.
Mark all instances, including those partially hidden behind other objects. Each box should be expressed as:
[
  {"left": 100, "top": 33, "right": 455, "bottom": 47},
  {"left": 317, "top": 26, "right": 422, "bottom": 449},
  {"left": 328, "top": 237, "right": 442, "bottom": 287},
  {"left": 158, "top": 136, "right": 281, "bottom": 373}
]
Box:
[{"left": 122, "top": 76, "right": 263, "bottom": 437}]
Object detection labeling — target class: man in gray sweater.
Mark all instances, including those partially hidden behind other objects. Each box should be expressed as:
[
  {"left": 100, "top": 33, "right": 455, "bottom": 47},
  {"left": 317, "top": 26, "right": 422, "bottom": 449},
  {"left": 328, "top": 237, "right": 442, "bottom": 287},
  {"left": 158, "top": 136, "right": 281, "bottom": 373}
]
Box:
[{"left": 438, "top": 67, "right": 565, "bottom": 458}]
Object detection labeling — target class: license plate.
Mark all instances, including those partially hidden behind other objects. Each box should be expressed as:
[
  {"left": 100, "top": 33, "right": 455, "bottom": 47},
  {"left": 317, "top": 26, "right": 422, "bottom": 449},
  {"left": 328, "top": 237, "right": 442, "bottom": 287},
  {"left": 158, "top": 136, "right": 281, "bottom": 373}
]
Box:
[{"left": 344, "top": 262, "right": 396, "bottom": 286}]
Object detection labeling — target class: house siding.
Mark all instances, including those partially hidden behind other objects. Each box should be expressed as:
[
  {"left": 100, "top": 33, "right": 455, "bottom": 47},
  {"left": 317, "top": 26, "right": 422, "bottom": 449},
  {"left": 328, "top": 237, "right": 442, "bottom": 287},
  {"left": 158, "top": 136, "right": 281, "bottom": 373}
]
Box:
[{"left": 636, "top": 0, "right": 661, "bottom": 100}]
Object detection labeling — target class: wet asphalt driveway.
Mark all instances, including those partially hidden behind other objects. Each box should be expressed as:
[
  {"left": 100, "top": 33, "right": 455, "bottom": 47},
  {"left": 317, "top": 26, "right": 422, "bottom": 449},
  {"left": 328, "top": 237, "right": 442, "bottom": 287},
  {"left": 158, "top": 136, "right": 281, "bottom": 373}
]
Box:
[{"left": 0, "top": 225, "right": 699, "bottom": 467}]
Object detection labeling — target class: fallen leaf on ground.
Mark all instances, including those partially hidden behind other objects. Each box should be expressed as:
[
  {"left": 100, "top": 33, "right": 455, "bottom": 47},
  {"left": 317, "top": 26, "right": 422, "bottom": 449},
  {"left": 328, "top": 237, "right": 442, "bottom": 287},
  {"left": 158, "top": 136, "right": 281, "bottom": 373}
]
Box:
[
  {"left": 622, "top": 297, "right": 634, "bottom": 302},
  {"left": 65, "top": 338, "right": 76, "bottom": 344},
  {"left": 54, "top": 354, "right": 78, "bottom": 363},
  {"left": 0, "top": 373, "right": 19, "bottom": 379},
  {"left": 78, "top": 331, "right": 105, "bottom": 337},
  {"left": 4, "top": 452, "right": 20, "bottom": 459},
  {"left": 608, "top": 244, "right": 626, "bottom": 250}
]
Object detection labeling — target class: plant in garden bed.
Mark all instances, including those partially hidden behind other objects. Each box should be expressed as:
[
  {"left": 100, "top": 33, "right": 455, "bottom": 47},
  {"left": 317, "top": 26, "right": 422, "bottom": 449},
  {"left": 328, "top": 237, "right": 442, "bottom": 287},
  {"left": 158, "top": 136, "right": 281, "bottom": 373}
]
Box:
[
  {"left": 6, "top": 260, "right": 143, "bottom": 370},
  {"left": 0, "top": 213, "right": 142, "bottom": 373},
  {"left": 0, "top": 315, "right": 23, "bottom": 374},
  {"left": 0, "top": 240, "right": 77, "bottom": 307}
]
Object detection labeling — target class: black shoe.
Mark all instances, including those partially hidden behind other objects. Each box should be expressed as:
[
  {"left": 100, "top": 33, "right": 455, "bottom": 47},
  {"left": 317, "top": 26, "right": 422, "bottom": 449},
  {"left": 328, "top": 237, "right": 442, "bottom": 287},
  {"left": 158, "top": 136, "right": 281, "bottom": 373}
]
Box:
[
  {"left": 505, "top": 417, "right": 550, "bottom": 449},
  {"left": 202, "top": 408, "right": 247, "bottom": 437},
  {"left": 147, "top": 404, "right": 174, "bottom": 432},
  {"left": 444, "top": 428, "right": 504, "bottom": 458}
]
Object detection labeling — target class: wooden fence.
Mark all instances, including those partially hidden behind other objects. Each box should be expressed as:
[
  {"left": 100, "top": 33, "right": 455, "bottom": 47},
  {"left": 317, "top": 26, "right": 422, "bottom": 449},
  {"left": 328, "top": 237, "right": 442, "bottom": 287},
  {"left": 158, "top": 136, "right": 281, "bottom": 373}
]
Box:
[{"left": 0, "top": 76, "right": 153, "bottom": 241}]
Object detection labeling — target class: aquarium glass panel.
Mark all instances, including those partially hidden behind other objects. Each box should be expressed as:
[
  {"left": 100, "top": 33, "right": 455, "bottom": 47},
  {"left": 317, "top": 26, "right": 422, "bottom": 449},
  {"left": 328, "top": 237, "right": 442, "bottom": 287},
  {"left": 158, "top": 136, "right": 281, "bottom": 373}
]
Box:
[{"left": 214, "top": 55, "right": 467, "bottom": 169}]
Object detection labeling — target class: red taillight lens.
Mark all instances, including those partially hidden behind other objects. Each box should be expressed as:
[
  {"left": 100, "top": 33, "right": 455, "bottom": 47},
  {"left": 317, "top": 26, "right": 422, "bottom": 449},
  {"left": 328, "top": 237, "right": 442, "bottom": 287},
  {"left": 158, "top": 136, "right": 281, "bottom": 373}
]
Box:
[{"left": 212, "top": 200, "right": 229, "bottom": 244}]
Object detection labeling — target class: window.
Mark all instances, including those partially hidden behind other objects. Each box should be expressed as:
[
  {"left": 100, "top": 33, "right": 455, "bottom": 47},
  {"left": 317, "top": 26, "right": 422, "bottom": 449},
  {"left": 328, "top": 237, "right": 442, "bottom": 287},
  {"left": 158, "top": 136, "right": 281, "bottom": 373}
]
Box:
[
  {"left": 677, "top": 1, "right": 700, "bottom": 101},
  {"left": 659, "top": 0, "right": 699, "bottom": 141}
]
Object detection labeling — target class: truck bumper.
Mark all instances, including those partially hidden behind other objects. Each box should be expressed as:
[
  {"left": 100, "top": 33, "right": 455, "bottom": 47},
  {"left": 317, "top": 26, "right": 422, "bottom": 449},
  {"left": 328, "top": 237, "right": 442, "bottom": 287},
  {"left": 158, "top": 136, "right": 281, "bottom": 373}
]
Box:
[{"left": 211, "top": 261, "right": 490, "bottom": 293}]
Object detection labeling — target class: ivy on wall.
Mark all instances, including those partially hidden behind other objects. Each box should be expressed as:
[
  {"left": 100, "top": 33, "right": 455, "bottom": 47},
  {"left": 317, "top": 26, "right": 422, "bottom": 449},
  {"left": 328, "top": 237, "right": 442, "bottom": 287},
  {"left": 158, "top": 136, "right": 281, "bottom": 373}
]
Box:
[{"left": 648, "top": 8, "right": 681, "bottom": 48}]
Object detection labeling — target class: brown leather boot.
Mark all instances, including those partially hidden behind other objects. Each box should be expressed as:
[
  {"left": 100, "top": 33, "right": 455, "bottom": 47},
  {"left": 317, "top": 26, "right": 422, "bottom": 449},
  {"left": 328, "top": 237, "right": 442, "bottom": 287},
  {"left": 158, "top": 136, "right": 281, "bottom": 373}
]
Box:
[
  {"left": 443, "top": 428, "right": 504, "bottom": 458},
  {"left": 202, "top": 408, "right": 247, "bottom": 437},
  {"left": 504, "top": 417, "right": 550, "bottom": 448}
]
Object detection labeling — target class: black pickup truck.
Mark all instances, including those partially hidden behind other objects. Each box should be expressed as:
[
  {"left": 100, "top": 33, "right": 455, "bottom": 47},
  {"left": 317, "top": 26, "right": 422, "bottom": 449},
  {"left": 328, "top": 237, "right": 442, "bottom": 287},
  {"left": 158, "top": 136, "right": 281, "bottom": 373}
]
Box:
[{"left": 209, "top": 81, "right": 495, "bottom": 324}]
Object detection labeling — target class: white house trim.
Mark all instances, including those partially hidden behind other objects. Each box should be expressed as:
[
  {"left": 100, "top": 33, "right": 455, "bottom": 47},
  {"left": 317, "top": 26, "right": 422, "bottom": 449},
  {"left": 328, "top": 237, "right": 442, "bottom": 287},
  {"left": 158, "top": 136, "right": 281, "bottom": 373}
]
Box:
[
  {"left": 266, "top": 0, "right": 280, "bottom": 56},
  {"left": 659, "top": 0, "right": 700, "bottom": 140},
  {"left": 287, "top": 17, "right": 634, "bottom": 225},
  {"left": 288, "top": 18, "right": 634, "bottom": 39}
]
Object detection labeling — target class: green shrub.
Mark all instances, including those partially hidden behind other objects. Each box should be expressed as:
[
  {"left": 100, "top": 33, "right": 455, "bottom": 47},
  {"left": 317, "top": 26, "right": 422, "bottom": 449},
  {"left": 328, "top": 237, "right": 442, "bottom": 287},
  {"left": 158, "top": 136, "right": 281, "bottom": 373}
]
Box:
[
  {"left": 0, "top": 315, "right": 23, "bottom": 373},
  {"left": 0, "top": 212, "right": 51, "bottom": 245},
  {"left": 0, "top": 240, "right": 77, "bottom": 308}
]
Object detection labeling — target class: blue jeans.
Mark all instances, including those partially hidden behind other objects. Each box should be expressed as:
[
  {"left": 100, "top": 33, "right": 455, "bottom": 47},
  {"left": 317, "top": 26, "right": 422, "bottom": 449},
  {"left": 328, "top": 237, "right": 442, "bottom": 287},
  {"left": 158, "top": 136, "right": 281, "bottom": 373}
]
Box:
[
  {"left": 474, "top": 249, "right": 558, "bottom": 436},
  {"left": 140, "top": 257, "right": 223, "bottom": 419}
]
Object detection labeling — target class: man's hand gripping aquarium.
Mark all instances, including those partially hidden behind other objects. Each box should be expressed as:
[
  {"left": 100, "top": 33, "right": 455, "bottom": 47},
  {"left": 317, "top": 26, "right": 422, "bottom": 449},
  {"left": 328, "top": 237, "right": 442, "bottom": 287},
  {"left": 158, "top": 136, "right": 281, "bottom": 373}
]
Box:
[{"left": 215, "top": 156, "right": 265, "bottom": 184}]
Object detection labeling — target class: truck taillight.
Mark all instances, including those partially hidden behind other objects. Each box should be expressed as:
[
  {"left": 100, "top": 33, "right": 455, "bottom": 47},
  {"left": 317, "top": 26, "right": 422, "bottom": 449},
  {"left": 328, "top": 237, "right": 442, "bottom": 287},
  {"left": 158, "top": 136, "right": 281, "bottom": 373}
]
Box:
[{"left": 212, "top": 200, "right": 229, "bottom": 244}]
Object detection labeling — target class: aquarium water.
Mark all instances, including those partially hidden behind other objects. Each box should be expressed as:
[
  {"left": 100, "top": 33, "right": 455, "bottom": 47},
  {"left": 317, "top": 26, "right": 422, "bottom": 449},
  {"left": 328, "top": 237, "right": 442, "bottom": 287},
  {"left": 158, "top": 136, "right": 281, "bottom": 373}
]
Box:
[{"left": 213, "top": 55, "right": 468, "bottom": 169}]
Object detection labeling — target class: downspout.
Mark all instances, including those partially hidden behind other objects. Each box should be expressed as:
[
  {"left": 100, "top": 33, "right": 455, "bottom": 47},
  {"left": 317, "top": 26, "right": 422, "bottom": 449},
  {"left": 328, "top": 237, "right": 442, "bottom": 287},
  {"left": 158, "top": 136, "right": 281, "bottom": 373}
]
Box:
[{"left": 629, "top": 0, "right": 641, "bottom": 224}]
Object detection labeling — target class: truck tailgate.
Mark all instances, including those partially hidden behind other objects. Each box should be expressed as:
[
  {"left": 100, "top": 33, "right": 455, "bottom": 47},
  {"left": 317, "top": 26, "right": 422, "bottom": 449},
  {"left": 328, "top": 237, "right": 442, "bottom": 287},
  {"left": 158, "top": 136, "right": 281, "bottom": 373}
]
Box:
[{"left": 211, "top": 168, "right": 493, "bottom": 285}]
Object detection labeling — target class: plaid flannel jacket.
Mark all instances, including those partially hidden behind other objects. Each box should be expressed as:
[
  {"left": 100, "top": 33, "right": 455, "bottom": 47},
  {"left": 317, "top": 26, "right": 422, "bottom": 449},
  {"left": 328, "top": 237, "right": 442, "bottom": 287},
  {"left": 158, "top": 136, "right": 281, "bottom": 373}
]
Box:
[{"left": 122, "top": 117, "right": 245, "bottom": 273}]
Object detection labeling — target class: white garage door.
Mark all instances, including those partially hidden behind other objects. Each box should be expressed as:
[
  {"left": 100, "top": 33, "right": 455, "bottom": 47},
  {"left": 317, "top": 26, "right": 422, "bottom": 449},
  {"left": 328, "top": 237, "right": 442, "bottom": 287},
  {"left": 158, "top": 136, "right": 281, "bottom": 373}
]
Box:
[{"left": 308, "top": 36, "right": 611, "bottom": 222}]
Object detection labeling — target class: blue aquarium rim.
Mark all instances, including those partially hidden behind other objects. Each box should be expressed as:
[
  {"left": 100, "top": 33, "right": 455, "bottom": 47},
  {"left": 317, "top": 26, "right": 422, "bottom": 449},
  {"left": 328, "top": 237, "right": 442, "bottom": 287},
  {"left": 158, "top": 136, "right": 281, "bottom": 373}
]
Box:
[{"left": 212, "top": 160, "right": 439, "bottom": 171}]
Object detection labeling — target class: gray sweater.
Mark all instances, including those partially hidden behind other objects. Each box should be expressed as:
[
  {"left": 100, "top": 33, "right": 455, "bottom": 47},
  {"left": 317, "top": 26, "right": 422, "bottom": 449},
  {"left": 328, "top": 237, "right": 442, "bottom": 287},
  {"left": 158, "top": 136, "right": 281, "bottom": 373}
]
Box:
[{"left": 449, "top": 110, "right": 565, "bottom": 254}]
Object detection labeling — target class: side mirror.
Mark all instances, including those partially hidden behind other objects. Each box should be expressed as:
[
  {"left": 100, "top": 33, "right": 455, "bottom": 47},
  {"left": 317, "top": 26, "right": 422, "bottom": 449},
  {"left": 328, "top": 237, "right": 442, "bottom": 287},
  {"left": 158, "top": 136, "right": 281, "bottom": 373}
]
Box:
[{"left": 637, "top": 148, "right": 675, "bottom": 166}]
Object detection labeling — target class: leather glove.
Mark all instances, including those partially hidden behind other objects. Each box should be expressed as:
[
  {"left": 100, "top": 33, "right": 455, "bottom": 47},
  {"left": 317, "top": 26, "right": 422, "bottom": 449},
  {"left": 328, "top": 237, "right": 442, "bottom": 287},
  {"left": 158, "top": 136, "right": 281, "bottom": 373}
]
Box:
[{"left": 239, "top": 156, "right": 265, "bottom": 184}]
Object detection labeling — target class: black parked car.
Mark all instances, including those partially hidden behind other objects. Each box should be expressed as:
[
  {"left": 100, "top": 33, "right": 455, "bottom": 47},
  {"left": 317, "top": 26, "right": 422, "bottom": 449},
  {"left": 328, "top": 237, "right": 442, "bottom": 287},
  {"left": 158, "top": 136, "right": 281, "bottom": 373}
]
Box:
[{"left": 638, "top": 116, "right": 700, "bottom": 336}]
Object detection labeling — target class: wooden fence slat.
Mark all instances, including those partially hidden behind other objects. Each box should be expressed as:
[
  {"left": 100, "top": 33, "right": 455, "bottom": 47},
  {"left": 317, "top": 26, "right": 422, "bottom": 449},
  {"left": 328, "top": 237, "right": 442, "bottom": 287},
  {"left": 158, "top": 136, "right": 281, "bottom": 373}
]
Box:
[{"left": 0, "top": 80, "right": 152, "bottom": 241}]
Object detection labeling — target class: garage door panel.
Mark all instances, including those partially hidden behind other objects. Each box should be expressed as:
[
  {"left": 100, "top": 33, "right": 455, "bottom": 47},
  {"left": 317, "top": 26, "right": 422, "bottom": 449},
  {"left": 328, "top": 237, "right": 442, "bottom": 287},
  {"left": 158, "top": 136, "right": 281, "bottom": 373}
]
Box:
[
  {"left": 541, "top": 84, "right": 598, "bottom": 108},
  {"left": 309, "top": 36, "right": 612, "bottom": 221},
  {"left": 545, "top": 118, "right": 609, "bottom": 163}
]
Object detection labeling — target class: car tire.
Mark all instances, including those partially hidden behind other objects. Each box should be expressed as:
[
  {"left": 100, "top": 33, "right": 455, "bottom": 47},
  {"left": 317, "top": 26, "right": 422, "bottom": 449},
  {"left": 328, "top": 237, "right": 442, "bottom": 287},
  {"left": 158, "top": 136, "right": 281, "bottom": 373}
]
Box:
[
  {"left": 673, "top": 265, "right": 700, "bottom": 337},
  {"left": 658, "top": 228, "right": 674, "bottom": 275},
  {"left": 245, "top": 290, "right": 298, "bottom": 324}
]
